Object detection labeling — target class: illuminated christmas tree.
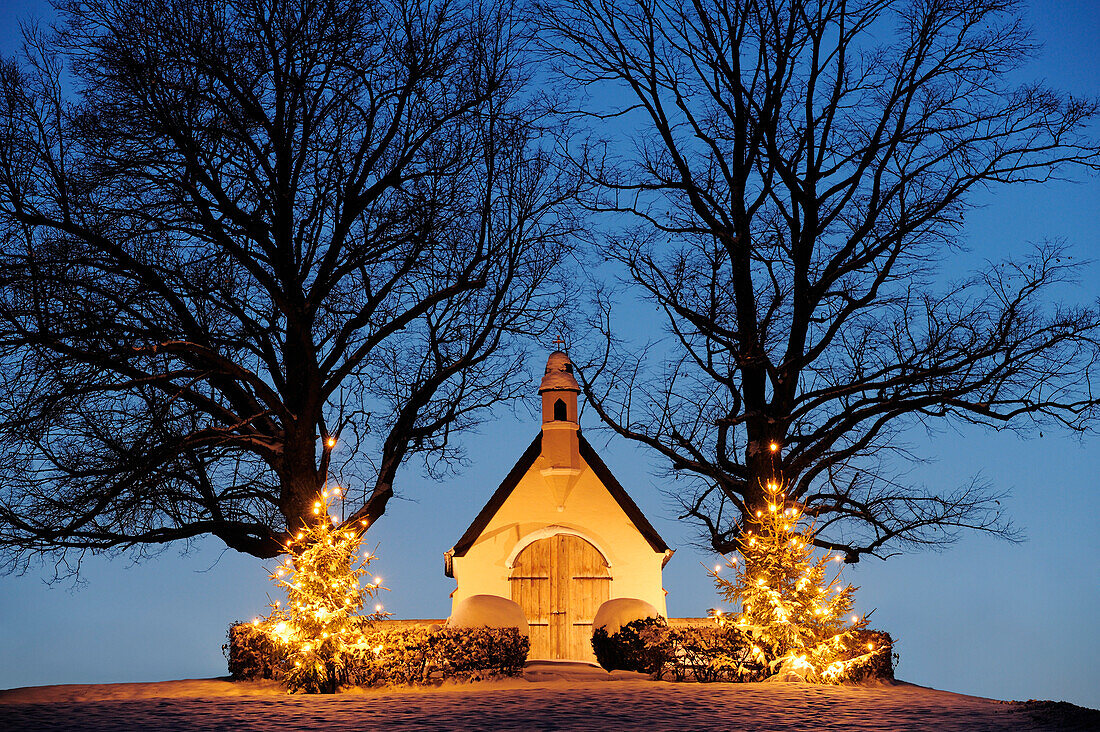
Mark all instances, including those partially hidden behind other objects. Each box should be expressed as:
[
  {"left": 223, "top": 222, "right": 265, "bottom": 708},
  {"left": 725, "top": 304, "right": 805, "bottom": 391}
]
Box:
[
  {"left": 263, "top": 486, "right": 387, "bottom": 693},
  {"left": 712, "top": 479, "right": 876, "bottom": 682}
]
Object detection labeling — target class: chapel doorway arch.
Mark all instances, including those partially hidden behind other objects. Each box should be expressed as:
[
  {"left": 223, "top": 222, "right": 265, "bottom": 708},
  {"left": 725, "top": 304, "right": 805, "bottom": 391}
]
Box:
[{"left": 509, "top": 533, "right": 610, "bottom": 661}]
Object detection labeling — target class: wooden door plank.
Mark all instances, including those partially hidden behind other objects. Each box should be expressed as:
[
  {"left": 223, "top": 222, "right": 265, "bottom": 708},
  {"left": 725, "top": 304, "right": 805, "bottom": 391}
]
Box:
[
  {"left": 511, "top": 539, "right": 553, "bottom": 659},
  {"left": 559, "top": 535, "right": 610, "bottom": 661},
  {"left": 550, "top": 534, "right": 569, "bottom": 659}
]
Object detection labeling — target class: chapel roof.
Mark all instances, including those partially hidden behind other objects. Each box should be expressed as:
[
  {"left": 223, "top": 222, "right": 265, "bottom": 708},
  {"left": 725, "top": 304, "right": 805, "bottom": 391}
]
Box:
[{"left": 448, "top": 430, "right": 669, "bottom": 559}]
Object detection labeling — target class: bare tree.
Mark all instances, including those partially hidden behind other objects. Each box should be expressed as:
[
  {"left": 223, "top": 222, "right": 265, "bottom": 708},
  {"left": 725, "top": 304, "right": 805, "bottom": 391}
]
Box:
[
  {"left": 536, "top": 0, "right": 1100, "bottom": 559},
  {"left": 0, "top": 0, "right": 571, "bottom": 573}
]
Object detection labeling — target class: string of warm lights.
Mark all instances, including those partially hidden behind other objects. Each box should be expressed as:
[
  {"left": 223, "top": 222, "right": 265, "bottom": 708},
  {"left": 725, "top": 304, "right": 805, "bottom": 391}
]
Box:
[
  {"left": 710, "top": 478, "right": 881, "bottom": 682},
  {"left": 251, "top": 476, "right": 389, "bottom": 693}
]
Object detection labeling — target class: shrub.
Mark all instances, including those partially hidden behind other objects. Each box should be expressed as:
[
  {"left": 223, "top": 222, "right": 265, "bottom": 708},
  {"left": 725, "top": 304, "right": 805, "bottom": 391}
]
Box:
[
  {"left": 225, "top": 620, "right": 529, "bottom": 689},
  {"left": 665, "top": 624, "right": 762, "bottom": 682},
  {"left": 225, "top": 621, "right": 285, "bottom": 680},
  {"left": 591, "top": 616, "right": 671, "bottom": 674},
  {"left": 592, "top": 617, "right": 761, "bottom": 681},
  {"left": 844, "top": 629, "right": 896, "bottom": 681}
]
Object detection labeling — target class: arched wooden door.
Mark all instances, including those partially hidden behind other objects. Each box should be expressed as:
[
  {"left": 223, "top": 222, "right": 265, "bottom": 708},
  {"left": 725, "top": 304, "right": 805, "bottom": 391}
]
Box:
[{"left": 510, "top": 534, "right": 610, "bottom": 661}]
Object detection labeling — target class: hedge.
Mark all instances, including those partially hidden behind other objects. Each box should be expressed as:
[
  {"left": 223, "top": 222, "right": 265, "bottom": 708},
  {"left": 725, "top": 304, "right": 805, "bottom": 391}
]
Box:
[
  {"left": 225, "top": 620, "right": 529, "bottom": 689},
  {"left": 592, "top": 617, "right": 895, "bottom": 683}
]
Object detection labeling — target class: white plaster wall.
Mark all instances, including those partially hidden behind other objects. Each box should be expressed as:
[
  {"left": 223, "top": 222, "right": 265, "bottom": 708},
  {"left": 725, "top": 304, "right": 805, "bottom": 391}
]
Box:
[{"left": 450, "top": 451, "right": 668, "bottom": 617}]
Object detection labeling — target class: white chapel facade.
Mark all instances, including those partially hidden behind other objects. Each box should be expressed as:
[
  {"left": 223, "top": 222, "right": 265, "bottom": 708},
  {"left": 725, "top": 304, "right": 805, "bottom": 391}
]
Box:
[{"left": 445, "top": 351, "right": 673, "bottom": 661}]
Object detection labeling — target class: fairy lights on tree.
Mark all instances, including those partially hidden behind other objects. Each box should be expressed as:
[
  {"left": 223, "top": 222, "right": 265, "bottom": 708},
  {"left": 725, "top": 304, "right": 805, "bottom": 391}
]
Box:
[
  {"left": 711, "top": 480, "right": 880, "bottom": 682},
  {"left": 260, "top": 486, "right": 388, "bottom": 693}
]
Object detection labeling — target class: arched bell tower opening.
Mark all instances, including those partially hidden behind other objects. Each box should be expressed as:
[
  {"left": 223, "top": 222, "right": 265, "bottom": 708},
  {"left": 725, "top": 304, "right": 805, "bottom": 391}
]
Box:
[{"left": 553, "top": 398, "right": 568, "bottom": 421}]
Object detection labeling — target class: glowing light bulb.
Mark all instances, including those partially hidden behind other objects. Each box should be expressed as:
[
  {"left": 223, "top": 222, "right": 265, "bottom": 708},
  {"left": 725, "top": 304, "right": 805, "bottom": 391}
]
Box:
[
  {"left": 769, "top": 442, "right": 779, "bottom": 452},
  {"left": 326, "top": 436, "right": 337, "bottom": 449},
  {"left": 375, "top": 604, "right": 382, "bottom": 612}
]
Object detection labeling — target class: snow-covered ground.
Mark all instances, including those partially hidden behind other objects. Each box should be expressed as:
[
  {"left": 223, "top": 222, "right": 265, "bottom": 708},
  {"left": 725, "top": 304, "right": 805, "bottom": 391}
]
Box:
[{"left": 1, "top": 663, "right": 1095, "bottom": 731}]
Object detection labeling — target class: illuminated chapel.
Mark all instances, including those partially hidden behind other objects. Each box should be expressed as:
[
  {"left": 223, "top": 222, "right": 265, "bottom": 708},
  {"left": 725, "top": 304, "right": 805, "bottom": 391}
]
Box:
[{"left": 444, "top": 351, "right": 673, "bottom": 662}]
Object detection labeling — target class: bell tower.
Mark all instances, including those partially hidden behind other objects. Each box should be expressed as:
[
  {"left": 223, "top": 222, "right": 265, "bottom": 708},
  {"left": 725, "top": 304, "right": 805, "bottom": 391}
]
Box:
[{"left": 538, "top": 350, "right": 582, "bottom": 507}]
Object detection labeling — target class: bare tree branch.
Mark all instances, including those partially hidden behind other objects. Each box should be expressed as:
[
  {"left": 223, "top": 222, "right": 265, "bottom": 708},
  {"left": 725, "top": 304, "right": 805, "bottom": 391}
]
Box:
[
  {"left": 538, "top": 0, "right": 1100, "bottom": 559},
  {"left": 0, "top": 0, "right": 573, "bottom": 574}
]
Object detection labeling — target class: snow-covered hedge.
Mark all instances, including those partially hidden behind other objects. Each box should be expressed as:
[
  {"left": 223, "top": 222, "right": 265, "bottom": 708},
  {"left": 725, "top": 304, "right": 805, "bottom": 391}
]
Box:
[
  {"left": 226, "top": 620, "right": 529, "bottom": 688},
  {"left": 845, "top": 629, "right": 895, "bottom": 681},
  {"left": 591, "top": 617, "right": 755, "bottom": 680},
  {"left": 344, "top": 625, "right": 530, "bottom": 685},
  {"left": 662, "top": 624, "right": 761, "bottom": 682},
  {"left": 591, "top": 619, "right": 894, "bottom": 683},
  {"left": 591, "top": 616, "right": 670, "bottom": 675}
]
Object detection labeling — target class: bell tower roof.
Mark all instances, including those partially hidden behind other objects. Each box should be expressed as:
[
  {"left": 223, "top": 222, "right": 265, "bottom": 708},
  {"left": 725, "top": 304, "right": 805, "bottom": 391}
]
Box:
[{"left": 539, "top": 350, "right": 580, "bottom": 394}]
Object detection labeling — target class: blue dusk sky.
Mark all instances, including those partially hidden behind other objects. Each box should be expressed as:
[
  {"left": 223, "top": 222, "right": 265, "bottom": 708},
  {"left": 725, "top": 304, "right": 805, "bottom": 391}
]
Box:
[{"left": 0, "top": 0, "right": 1097, "bottom": 710}]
